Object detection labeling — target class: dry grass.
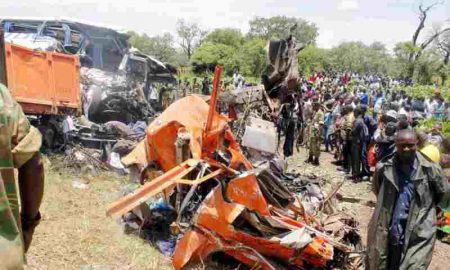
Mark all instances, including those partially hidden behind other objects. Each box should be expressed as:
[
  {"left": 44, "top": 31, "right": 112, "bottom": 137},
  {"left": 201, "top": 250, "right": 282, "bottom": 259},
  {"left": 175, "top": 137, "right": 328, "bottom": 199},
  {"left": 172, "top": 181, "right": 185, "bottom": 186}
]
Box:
[
  {"left": 26, "top": 149, "right": 450, "bottom": 270},
  {"left": 26, "top": 157, "right": 173, "bottom": 270}
]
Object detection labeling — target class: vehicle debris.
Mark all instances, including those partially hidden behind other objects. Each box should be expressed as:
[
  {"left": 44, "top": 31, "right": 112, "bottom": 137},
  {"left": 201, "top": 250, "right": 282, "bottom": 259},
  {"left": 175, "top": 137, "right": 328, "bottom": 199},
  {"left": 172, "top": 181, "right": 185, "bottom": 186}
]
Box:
[
  {"left": 106, "top": 66, "right": 363, "bottom": 270},
  {"left": 1, "top": 19, "right": 176, "bottom": 151}
]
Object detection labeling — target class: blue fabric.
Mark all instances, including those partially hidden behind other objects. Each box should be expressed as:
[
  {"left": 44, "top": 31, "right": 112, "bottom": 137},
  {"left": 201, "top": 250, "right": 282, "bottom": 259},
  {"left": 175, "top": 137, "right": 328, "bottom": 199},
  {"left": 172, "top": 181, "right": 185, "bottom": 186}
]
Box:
[
  {"left": 434, "top": 103, "right": 444, "bottom": 120},
  {"left": 364, "top": 115, "right": 378, "bottom": 140},
  {"left": 360, "top": 93, "right": 369, "bottom": 105},
  {"left": 389, "top": 159, "right": 417, "bottom": 246},
  {"left": 324, "top": 112, "right": 333, "bottom": 126}
]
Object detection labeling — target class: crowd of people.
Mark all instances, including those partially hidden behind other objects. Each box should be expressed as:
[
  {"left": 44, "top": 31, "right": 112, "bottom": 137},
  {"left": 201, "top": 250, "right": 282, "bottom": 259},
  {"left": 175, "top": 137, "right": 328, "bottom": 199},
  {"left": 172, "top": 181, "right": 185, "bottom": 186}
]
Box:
[
  {"left": 284, "top": 72, "right": 450, "bottom": 182},
  {"left": 288, "top": 72, "right": 450, "bottom": 269}
]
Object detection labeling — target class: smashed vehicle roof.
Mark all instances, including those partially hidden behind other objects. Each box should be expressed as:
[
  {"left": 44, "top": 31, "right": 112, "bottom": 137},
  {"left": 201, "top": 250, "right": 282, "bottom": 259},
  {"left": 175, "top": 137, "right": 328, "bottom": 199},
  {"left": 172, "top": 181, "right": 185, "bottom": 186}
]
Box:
[{"left": 1, "top": 18, "right": 175, "bottom": 81}]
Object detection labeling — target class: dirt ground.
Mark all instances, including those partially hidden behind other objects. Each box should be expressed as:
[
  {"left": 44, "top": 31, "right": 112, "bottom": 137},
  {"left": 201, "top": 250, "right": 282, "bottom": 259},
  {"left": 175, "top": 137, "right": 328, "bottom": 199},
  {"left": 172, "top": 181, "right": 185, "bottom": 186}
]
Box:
[
  {"left": 25, "top": 148, "right": 450, "bottom": 269},
  {"left": 287, "top": 148, "right": 450, "bottom": 270}
]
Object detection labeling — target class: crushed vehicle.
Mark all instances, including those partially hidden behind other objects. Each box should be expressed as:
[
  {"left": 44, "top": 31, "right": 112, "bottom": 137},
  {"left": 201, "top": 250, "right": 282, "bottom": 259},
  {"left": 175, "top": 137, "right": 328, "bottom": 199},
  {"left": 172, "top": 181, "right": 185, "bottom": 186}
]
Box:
[
  {"left": 0, "top": 19, "right": 176, "bottom": 148},
  {"left": 107, "top": 67, "right": 363, "bottom": 270}
]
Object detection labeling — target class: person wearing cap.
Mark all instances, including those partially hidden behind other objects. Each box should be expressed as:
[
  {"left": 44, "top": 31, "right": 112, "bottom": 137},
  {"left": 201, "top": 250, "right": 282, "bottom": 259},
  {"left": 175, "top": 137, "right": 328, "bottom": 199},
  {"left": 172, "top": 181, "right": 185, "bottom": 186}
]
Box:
[
  {"left": 306, "top": 99, "right": 324, "bottom": 165},
  {"left": 417, "top": 131, "right": 441, "bottom": 164}
]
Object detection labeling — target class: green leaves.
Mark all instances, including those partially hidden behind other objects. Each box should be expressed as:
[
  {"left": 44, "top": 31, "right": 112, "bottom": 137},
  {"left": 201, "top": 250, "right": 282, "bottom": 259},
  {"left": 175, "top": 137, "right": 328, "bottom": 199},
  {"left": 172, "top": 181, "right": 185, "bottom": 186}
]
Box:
[
  {"left": 205, "top": 28, "right": 244, "bottom": 48},
  {"left": 394, "top": 85, "right": 450, "bottom": 100},
  {"left": 417, "top": 118, "right": 450, "bottom": 138},
  {"left": 248, "top": 16, "right": 318, "bottom": 46},
  {"left": 191, "top": 42, "right": 235, "bottom": 67},
  {"left": 297, "top": 42, "right": 395, "bottom": 76},
  {"left": 128, "top": 31, "right": 177, "bottom": 63}
]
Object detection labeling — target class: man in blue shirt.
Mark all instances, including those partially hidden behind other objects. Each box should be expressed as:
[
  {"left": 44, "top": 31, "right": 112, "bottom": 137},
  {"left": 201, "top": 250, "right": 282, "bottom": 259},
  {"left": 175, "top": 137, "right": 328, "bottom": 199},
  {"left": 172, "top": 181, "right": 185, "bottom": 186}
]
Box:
[{"left": 367, "top": 130, "right": 449, "bottom": 270}]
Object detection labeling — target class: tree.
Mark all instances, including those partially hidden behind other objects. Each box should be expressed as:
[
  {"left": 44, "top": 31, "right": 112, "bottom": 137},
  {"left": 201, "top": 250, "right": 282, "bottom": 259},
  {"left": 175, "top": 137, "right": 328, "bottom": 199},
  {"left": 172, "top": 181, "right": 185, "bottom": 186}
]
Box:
[
  {"left": 128, "top": 32, "right": 176, "bottom": 63},
  {"left": 231, "top": 38, "right": 267, "bottom": 77},
  {"left": 435, "top": 31, "right": 450, "bottom": 82},
  {"left": 436, "top": 30, "right": 450, "bottom": 65},
  {"left": 248, "top": 16, "right": 318, "bottom": 45},
  {"left": 297, "top": 45, "right": 330, "bottom": 76},
  {"left": 191, "top": 42, "right": 235, "bottom": 70},
  {"left": 205, "top": 28, "right": 244, "bottom": 48},
  {"left": 176, "top": 19, "right": 208, "bottom": 60},
  {"left": 407, "top": 1, "right": 450, "bottom": 82},
  {"left": 322, "top": 41, "right": 395, "bottom": 75}
]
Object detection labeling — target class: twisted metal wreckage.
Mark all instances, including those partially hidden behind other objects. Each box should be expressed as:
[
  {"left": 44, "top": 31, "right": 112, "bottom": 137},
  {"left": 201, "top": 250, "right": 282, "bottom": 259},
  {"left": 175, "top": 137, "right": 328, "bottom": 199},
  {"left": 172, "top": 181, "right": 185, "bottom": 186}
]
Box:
[{"left": 106, "top": 66, "right": 363, "bottom": 269}]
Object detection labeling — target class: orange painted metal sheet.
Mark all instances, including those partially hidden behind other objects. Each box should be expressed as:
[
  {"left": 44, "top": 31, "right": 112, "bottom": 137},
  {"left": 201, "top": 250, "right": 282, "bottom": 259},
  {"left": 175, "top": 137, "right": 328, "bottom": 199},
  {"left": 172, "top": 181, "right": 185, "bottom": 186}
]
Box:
[
  {"left": 226, "top": 173, "right": 270, "bottom": 216},
  {"left": 145, "top": 95, "right": 239, "bottom": 170},
  {"left": 174, "top": 184, "right": 333, "bottom": 269},
  {"left": 112, "top": 66, "right": 337, "bottom": 269},
  {"left": 106, "top": 159, "right": 199, "bottom": 219},
  {"left": 4, "top": 42, "right": 80, "bottom": 115},
  {"left": 172, "top": 229, "right": 219, "bottom": 269}
]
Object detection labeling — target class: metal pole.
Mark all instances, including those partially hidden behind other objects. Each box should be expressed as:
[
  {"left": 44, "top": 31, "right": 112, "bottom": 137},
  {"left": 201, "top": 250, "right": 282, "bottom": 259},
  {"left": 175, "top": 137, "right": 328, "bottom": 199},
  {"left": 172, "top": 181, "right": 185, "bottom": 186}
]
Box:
[{"left": 205, "top": 66, "right": 222, "bottom": 135}]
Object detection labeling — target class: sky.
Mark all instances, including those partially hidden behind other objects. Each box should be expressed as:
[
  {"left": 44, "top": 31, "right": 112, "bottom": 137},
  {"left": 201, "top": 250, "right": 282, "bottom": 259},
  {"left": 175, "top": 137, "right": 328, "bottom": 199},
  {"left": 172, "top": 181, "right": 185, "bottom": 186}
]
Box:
[{"left": 1, "top": 0, "right": 449, "bottom": 50}]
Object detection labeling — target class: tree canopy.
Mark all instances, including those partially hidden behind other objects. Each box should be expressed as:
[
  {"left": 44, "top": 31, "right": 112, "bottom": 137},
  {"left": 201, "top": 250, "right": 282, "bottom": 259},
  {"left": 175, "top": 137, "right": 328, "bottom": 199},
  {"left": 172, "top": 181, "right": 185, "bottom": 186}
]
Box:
[
  {"left": 127, "top": 11, "right": 449, "bottom": 85},
  {"left": 205, "top": 28, "right": 244, "bottom": 48},
  {"left": 248, "top": 16, "right": 318, "bottom": 45},
  {"left": 128, "top": 31, "right": 176, "bottom": 63}
]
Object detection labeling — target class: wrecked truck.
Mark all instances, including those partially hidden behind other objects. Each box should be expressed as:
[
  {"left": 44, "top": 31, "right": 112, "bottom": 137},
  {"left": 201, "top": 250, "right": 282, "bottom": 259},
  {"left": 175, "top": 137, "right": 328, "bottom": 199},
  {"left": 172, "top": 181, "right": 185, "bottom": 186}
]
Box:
[
  {"left": 0, "top": 19, "right": 176, "bottom": 147},
  {"left": 107, "top": 67, "right": 363, "bottom": 270}
]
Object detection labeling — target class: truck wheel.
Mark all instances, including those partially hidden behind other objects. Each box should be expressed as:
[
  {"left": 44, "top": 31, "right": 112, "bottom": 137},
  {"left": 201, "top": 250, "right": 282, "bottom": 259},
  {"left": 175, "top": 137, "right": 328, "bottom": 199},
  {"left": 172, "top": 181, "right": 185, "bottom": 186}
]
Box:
[{"left": 43, "top": 127, "right": 56, "bottom": 149}]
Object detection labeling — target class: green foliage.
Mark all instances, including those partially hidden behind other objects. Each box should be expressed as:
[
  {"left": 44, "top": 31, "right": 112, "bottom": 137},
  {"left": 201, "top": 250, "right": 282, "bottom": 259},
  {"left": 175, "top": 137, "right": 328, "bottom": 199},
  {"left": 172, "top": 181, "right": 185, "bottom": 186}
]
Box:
[
  {"left": 192, "top": 28, "right": 266, "bottom": 77},
  {"left": 248, "top": 16, "right": 318, "bottom": 45},
  {"left": 298, "top": 45, "right": 330, "bottom": 76},
  {"left": 205, "top": 28, "right": 243, "bottom": 48},
  {"left": 191, "top": 42, "right": 235, "bottom": 68},
  {"left": 328, "top": 42, "right": 394, "bottom": 74},
  {"left": 176, "top": 19, "right": 208, "bottom": 59},
  {"left": 297, "top": 42, "right": 396, "bottom": 76},
  {"left": 417, "top": 118, "right": 450, "bottom": 138},
  {"left": 231, "top": 38, "right": 267, "bottom": 77},
  {"left": 128, "top": 31, "right": 176, "bottom": 63},
  {"left": 127, "top": 15, "right": 449, "bottom": 85},
  {"left": 393, "top": 85, "right": 450, "bottom": 101}
]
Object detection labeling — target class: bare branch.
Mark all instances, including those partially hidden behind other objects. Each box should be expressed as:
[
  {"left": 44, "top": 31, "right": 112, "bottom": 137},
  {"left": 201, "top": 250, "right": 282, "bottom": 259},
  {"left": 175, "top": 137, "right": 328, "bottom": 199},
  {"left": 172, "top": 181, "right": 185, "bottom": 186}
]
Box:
[
  {"left": 420, "top": 27, "right": 450, "bottom": 50},
  {"left": 410, "top": 0, "right": 445, "bottom": 62}
]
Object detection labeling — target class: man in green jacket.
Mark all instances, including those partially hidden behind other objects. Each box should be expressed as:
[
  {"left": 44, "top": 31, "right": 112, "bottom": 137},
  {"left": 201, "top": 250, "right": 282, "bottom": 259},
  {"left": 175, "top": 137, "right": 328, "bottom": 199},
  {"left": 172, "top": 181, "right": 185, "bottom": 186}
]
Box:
[{"left": 367, "top": 129, "right": 449, "bottom": 270}]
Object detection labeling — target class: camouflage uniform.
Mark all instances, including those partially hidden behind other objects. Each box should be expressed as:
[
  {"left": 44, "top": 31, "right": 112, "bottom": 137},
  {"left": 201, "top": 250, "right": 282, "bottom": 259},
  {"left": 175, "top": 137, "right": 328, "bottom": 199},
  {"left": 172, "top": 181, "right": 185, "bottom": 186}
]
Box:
[
  {"left": 0, "top": 84, "right": 42, "bottom": 270},
  {"left": 309, "top": 108, "right": 324, "bottom": 158}
]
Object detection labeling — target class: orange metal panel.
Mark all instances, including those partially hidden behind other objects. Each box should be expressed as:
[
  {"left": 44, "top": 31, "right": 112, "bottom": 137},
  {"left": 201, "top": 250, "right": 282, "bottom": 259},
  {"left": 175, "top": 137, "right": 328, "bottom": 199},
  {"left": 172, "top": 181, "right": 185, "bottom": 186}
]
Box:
[
  {"left": 226, "top": 173, "right": 270, "bottom": 216},
  {"left": 189, "top": 185, "right": 333, "bottom": 269},
  {"left": 106, "top": 159, "right": 200, "bottom": 219},
  {"left": 4, "top": 43, "right": 80, "bottom": 115}
]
